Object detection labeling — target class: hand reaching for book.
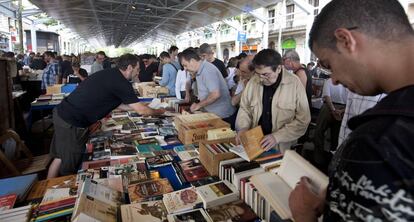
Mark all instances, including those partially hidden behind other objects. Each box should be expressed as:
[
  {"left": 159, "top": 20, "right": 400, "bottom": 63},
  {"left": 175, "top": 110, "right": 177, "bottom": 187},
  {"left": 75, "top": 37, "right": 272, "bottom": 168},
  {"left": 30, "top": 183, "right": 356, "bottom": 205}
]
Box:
[
  {"left": 288, "top": 177, "right": 326, "bottom": 222},
  {"left": 260, "top": 135, "right": 277, "bottom": 151}
]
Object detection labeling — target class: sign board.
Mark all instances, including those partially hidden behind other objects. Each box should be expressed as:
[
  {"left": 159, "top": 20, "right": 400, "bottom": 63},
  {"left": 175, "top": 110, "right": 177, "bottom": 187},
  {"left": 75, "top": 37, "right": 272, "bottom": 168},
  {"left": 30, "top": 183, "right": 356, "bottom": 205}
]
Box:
[{"left": 237, "top": 31, "right": 247, "bottom": 42}]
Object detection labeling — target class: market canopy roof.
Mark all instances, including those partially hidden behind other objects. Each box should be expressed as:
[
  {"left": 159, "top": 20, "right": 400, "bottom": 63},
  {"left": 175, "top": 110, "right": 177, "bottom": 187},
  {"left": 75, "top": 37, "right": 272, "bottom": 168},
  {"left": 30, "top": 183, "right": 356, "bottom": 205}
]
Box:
[{"left": 30, "top": 0, "right": 276, "bottom": 48}]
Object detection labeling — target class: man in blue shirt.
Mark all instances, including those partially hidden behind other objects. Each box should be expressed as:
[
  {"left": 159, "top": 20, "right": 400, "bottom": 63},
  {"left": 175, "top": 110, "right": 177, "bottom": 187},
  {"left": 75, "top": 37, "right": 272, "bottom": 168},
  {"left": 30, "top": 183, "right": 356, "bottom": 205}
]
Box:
[
  {"left": 159, "top": 51, "right": 177, "bottom": 96},
  {"left": 41, "top": 51, "right": 61, "bottom": 91}
]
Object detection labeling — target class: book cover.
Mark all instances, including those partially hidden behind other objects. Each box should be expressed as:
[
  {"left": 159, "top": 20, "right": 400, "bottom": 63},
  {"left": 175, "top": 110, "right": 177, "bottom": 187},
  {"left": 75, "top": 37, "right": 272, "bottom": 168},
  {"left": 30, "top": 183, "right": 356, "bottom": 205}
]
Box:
[
  {"left": 206, "top": 200, "right": 258, "bottom": 222},
  {"left": 230, "top": 126, "right": 264, "bottom": 161},
  {"left": 122, "top": 171, "right": 160, "bottom": 191},
  {"left": 146, "top": 154, "right": 174, "bottom": 168},
  {"left": 167, "top": 208, "right": 212, "bottom": 222},
  {"left": 121, "top": 201, "right": 168, "bottom": 222},
  {"left": 196, "top": 180, "right": 239, "bottom": 209},
  {"left": 0, "top": 174, "right": 37, "bottom": 203},
  {"left": 80, "top": 178, "right": 124, "bottom": 206},
  {"left": 179, "top": 159, "right": 210, "bottom": 182},
  {"left": 190, "top": 176, "right": 220, "bottom": 187},
  {"left": 72, "top": 193, "right": 117, "bottom": 222},
  {"left": 0, "top": 194, "right": 17, "bottom": 211},
  {"left": 27, "top": 175, "right": 77, "bottom": 201},
  {"left": 177, "top": 150, "right": 199, "bottom": 161},
  {"left": 162, "top": 187, "right": 202, "bottom": 214},
  {"left": 128, "top": 179, "right": 173, "bottom": 203}
]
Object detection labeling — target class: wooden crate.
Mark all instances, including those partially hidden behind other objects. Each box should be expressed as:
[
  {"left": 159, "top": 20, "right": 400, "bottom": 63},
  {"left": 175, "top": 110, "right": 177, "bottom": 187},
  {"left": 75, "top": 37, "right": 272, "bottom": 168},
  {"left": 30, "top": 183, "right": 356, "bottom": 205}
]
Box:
[
  {"left": 177, "top": 119, "right": 230, "bottom": 145},
  {"left": 199, "top": 138, "right": 237, "bottom": 176}
]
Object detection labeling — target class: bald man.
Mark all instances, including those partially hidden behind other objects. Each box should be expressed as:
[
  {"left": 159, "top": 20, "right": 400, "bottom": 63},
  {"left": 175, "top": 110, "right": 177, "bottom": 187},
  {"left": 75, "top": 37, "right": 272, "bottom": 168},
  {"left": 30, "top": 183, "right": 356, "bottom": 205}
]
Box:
[{"left": 232, "top": 55, "right": 255, "bottom": 106}]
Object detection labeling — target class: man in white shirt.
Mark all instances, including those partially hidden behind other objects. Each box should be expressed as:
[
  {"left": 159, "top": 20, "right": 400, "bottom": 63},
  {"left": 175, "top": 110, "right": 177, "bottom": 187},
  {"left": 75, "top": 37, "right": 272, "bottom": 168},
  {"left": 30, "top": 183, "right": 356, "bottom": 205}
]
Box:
[
  {"left": 313, "top": 78, "right": 347, "bottom": 171},
  {"left": 337, "top": 91, "right": 385, "bottom": 147}
]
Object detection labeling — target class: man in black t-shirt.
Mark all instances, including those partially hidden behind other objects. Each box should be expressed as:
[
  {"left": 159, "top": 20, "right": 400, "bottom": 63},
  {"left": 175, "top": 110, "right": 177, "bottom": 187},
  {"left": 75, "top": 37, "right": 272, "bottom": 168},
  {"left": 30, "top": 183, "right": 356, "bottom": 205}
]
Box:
[
  {"left": 199, "top": 43, "right": 228, "bottom": 78},
  {"left": 47, "top": 54, "right": 165, "bottom": 178},
  {"left": 67, "top": 62, "right": 88, "bottom": 84},
  {"left": 61, "top": 55, "right": 73, "bottom": 84},
  {"left": 288, "top": 1, "right": 414, "bottom": 221},
  {"left": 139, "top": 54, "right": 158, "bottom": 82}
]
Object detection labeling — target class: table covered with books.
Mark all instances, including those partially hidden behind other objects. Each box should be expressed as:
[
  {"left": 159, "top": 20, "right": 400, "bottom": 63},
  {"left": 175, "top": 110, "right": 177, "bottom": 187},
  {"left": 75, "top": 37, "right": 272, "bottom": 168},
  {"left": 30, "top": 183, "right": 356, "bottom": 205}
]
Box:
[{"left": 0, "top": 103, "right": 329, "bottom": 222}]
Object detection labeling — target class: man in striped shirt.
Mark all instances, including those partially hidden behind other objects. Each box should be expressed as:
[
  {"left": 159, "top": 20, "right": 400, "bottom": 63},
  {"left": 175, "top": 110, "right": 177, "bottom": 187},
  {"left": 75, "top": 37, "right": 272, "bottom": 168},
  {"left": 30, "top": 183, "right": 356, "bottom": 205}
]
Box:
[{"left": 41, "top": 51, "right": 61, "bottom": 91}]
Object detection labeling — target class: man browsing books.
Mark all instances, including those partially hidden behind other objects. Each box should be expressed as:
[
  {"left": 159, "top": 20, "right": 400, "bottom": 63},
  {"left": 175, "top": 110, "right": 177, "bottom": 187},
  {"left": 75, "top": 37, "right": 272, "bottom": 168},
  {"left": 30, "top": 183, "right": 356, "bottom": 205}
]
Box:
[
  {"left": 47, "top": 54, "right": 165, "bottom": 178},
  {"left": 180, "top": 49, "right": 237, "bottom": 128},
  {"left": 235, "top": 49, "right": 310, "bottom": 152},
  {"left": 289, "top": 0, "right": 414, "bottom": 221}
]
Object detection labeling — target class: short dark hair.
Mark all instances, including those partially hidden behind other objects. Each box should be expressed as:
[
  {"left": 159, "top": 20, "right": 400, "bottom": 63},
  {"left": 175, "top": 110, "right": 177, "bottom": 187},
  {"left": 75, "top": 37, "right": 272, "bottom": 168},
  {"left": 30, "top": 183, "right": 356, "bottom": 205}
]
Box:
[
  {"left": 309, "top": 0, "right": 414, "bottom": 50},
  {"left": 180, "top": 48, "right": 201, "bottom": 62},
  {"left": 44, "top": 51, "right": 55, "bottom": 58},
  {"left": 307, "top": 62, "right": 315, "bottom": 67},
  {"left": 96, "top": 51, "right": 106, "bottom": 57},
  {"left": 72, "top": 62, "right": 81, "bottom": 68},
  {"left": 252, "top": 49, "right": 282, "bottom": 72},
  {"left": 159, "top": 51, "right": 170, "bottom": 59},
  {"left": 141, "top": 54, "right": 150, "bottom": 60},
  {"left": 199, "top": 43, "right": 212, "bottom": 54},
  {"left": 4, "top": 51, "right": 14, "bottom": 58},
  {"left": 237, "top": 52, "right": 248, "bottom": 60},
  {"left": 168, "top": 46, "right": 178, "bottom": 54},
  {"left": 177, "top": 52, "right": 185, "bottom": 71},
  {"left": 149, "top": 54, "right": 157, "bottom": 60},
  {"left": 117, "top": 53, "right": 138, "bottom": 71}
]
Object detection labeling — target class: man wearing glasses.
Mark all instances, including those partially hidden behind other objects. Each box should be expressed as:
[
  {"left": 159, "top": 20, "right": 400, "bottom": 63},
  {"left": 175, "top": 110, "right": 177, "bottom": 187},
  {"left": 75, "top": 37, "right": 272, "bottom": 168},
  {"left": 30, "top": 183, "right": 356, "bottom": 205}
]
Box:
[
  {"left": 235, "top": 49, "right": 310, "bottom": 152},
  {"left": 90, "top": 51, "right": 106, "bottom": 75},
  {"left": 289, "top": 0, "right": 414, "bottom": 221}
]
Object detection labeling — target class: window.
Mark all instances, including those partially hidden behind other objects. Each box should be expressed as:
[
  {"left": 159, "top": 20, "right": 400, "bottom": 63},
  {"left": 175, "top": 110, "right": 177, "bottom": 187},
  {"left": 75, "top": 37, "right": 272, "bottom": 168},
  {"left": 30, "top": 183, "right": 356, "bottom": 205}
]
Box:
[
  {"left": 286, "top": 4, "right": 295, "bottom": 28},
  {"left": 268, "top": 9, "right": 275, "bottom": 24},
  {"left": 204, "top": 31, "right": 213, "bottom": 39},
  {"left": 309, "top": 0, "right": 319, "bottom": 15},
  {"left": 250, "top": 19, "right": 256, "bottom": 33}
]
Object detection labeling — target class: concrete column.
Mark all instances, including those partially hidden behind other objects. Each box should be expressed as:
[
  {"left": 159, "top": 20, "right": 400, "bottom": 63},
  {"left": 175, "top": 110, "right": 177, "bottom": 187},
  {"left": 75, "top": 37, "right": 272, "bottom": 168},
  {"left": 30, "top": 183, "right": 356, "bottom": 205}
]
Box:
[
  {"left": 262, "top": 20, "right": 269, "bottom": 50},
  {"left": 30, "top": 22, "right": 37, "bottom": 53},
  {"left": 215, "top": 30, "right": 222, "bottom": 60}
]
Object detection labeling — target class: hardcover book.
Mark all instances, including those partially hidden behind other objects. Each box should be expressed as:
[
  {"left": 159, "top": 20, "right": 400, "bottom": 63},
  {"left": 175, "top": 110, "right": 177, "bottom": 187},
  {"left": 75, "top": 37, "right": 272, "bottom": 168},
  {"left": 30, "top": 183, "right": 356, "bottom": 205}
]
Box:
[
  {"left": 249, "top": 150, "right": 329, "bottom": 220},
  {"left": 128, "top": 179, "right": 174, "bottom": 203},
  {"left": 0, "top": 194, "right": 17, "bottom": 211},
  {"left": 162, "top": 187, "right": 202, "bottom": 214},
  {"left": 167, "top": 208, "right": 212, "bottom": 222},
  {"left": 230, "top": 126, "right": 264, "bottom": 161},
  {"left": 121, "top": 200, "right": 168, "bottom": 222},
  {"left": 179, "top": 159, "right": 210, "bottom": 182},
  {"left": 71, "top": 193, "right": 117, "bottom": 222},
  {"left": 196, "top": 180, "right": 239, "bottom": 209},
  {"left": 206, "top": 200, "right": 258, "bottom": 222}
]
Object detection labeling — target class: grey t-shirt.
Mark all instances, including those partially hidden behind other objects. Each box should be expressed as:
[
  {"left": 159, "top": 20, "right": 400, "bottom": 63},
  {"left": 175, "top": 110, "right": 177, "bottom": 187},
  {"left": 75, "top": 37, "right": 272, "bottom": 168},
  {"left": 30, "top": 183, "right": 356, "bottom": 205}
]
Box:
[{"left": 196, "top": 60, "right": 235, "bottom": 118}]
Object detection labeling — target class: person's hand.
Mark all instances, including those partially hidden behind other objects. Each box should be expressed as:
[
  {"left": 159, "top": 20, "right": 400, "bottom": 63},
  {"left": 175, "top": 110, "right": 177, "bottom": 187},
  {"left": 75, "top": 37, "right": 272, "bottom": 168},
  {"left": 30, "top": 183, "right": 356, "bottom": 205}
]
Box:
[
  {"left": 332, "top": 109, "right": 344, "bottom": 121},
  {"left": 236, "top": 129, "right": 248, "bottom": 145},
  {"left": 190, "top": 103, "right": 201, "bottom": 112},
  {"left": 153, "top": 108, "right": 166, "bottom": 116},
  {"left": 260, "top": 135, "right": 277, "bottom": 151},
  {"left": 184, "top": 95, "right": 190, "bottom": 103},
  {"left": 289, "top": 177, "right": 326, "bottom": 222}
]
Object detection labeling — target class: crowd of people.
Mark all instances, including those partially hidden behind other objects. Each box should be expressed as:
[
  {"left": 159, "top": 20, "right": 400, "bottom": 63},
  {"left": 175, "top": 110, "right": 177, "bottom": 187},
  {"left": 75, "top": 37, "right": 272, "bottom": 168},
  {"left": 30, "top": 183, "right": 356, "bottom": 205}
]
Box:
[{"left": 4, "top": 0, "right": 414, "bottom": 220}]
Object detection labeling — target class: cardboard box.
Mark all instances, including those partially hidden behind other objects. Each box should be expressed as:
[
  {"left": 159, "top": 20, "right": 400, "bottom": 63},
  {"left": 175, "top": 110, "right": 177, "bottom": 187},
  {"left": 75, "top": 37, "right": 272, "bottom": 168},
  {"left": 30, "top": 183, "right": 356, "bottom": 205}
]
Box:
[
  {"left": 46, "top": 84, "right": 63, "bottom": 95},
  {"left": 134, "top": 82, "right": 169, "bottom": 98},
  {"left": 199, "top": 138, "right": 237, "bottom": 176},
  {"left": 177, "top": 119, "right": 230, "bottom": 144},
  {"left": 174, "top": 113, "right": 222, "bottom": 131}
]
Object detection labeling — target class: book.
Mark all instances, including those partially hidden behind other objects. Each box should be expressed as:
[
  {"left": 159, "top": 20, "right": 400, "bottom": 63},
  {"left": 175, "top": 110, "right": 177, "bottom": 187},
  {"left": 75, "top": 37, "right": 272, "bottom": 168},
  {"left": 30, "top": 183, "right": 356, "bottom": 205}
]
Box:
[
  {"left": 230, "top": 126, "right": 264, "bottom": 161},
  {"left": 72, "top": 193, "right": 117, "bottom": 222},
  {"left": 191, "top": 176, "right": 220, "bottom": 187},
  {"left": 128, "top": 178, "right": 174, "bottom": 203},
  {"left": 79, "top": 178, "right": 124, "bottom": 206},
  {"left": 109, "top": 143, "right": 138, "bottom": 159},
  {"left": 146, "top": 154, "right": 174, "bottom": 168},
  {"left": 218, "top": 158, "right": 243, "bottom": 180},
  {"left": 122, "top": 171, "right": 160, "bottom": 191},
  {"left": 179, "top": 159, "right": 210, "bottom": 182},
  {"left": 0, "top": 205, "right": 32, "bottom": 221},
  {"left": 167, "top": 208, "right": 212, "bottom": 222},
  {"left": 41, "top": 188, "right": 75, "bottom": 204},
  {"left": 0, "top": 194, "right": 17, "bottom": 211},
  {"left": 72, "top": 212, "right": 103, "bottom": 222},
  {"left": 206, "top": 200, "right": 258, "bottom": 222},
  {"left": 207, "top": 127, "right": 236, "bottom": 140},
  {"left": 249, "top": 150, "right": 329, "bottom": 220},
  {"left": 121, "top": 200, "right": 168, "bottom": 222},
  {"left": 177, "top": 150, "right": 199, "bottom": 161},
  {"left": 162, "top": 187, "right": 202, "bottom": 214},
  {"left": 196, "top": 180, "right": 239, "bottom": 209},
  {"left": 0, "top": 174, "right": 37, "bottom": 203}
]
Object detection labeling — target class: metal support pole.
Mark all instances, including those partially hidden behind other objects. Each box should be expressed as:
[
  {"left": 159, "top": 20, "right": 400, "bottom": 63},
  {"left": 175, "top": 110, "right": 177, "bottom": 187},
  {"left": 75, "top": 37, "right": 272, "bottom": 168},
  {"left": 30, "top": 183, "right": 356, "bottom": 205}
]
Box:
[{"left": 17, "top": 0, "right": 23, "bottom": 53}]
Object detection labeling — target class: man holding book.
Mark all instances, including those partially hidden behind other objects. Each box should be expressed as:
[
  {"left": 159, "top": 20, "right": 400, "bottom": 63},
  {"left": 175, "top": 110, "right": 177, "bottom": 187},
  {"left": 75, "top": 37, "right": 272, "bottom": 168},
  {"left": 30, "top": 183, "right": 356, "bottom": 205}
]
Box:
[
  {"left": 289, "top": 0, "right": 414, "bottom": 221},
  {"left": 47, "top": 54, "right": 164, "bottom": 178},
  {"left": 235, "top": 49, "right": 310, "bottom": 152}
]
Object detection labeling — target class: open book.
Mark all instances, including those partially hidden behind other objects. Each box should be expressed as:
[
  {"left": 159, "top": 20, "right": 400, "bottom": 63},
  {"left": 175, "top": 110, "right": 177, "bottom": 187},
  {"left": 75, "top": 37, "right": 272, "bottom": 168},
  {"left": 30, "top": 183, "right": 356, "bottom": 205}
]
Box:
[
  {"left": 229, "top": 126, "right": 264, "bottom": 161},
  {"left": 250, "top": 150, "right": 329, "bottom": 220}
]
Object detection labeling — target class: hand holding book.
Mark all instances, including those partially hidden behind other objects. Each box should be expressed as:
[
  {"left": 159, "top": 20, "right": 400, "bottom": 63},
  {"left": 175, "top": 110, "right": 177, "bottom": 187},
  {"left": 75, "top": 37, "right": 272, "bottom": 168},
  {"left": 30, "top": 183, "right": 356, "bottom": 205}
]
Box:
[
  {"left": 288, "top": 177, "right": 326, "bottom": 222},
  {"left": 260, "top": 134, "right": 277, "bottom": 151}
]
